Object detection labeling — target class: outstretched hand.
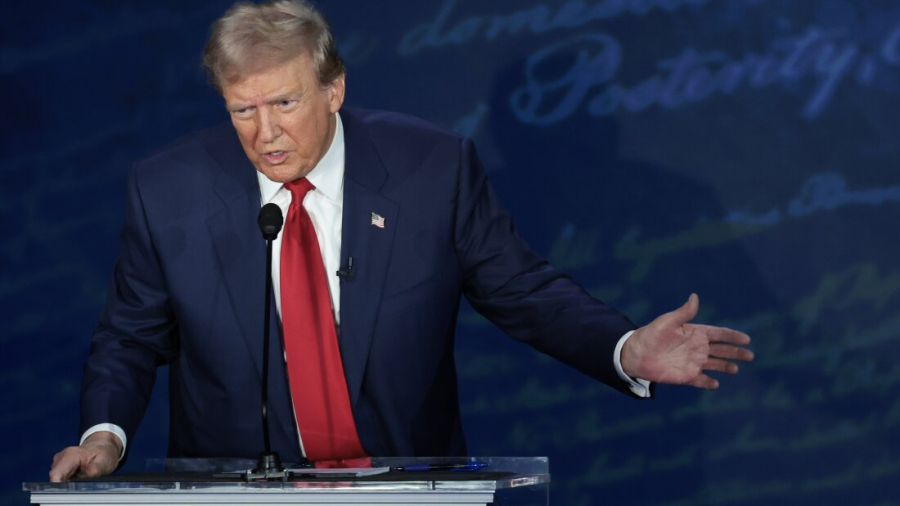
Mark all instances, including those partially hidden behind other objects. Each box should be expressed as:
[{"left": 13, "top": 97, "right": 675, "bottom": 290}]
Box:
[{"left": 621, "top": 294, "right": 754, "bottom": 390}]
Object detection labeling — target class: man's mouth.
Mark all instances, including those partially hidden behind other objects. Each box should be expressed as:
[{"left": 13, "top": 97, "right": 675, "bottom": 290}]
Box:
[{"left": 262, "top": 151, "right": 288, "bottom": 164}]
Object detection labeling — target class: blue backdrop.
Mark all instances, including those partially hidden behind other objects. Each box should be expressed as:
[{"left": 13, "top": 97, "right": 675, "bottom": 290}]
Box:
[{"left": 3, "top": 1, "right": 900, "bottom": 505}]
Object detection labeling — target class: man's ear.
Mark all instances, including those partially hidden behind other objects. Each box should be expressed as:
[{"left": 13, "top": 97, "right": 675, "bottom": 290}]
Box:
[{"left": 329, "top": 73, "right": 346, "bottom": 113}]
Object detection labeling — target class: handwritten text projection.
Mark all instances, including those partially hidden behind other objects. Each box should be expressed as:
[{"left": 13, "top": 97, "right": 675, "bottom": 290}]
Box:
[
  {"left": 399, "top": 0, "right": 721, "bottom": 55},
  {"left": 511, "top": 24, "right": 900, "bottom": 123},
  {"left": 401, "top": 0, "right": 900, "bottom": 123}
]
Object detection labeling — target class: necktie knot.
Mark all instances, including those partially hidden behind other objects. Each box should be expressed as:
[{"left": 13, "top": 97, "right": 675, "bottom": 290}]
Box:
[{"left": 285, "top": 178, "right": 315, "bottom": 201}]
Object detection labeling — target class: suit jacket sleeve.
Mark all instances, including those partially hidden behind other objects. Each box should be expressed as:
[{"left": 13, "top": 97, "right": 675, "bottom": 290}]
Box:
[
  {"left": 79, "top": 163, "right": 178, "bottom": 444},
  {"left": 453, "top": 137, "right": 641, "bottom": 395}
]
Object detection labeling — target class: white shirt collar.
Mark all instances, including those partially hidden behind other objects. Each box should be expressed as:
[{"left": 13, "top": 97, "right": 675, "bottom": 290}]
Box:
[{"left": 257, "top": 112, "right": 345, "bottom": 205}]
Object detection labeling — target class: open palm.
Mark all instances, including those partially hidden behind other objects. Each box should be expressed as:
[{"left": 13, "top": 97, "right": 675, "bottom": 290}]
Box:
[{"left": 622, "top": 294, "right": 754, "bottom": 390}]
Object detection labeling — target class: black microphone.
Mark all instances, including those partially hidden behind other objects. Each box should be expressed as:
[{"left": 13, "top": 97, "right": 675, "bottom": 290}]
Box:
[
  {"left": 258, "top": 203, "right": 283, "bottom": 241},
  {"left": 249, "top": 203, "right": 285, "bottom": 479},
  {"left": 336, "top": 256, "right": 354, "bottom": 279}
]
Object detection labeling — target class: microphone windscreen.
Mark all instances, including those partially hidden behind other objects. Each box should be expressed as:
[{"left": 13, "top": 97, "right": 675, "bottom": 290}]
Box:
[{"left": 258, "top": 203, "right": 284, "bottom": 240}]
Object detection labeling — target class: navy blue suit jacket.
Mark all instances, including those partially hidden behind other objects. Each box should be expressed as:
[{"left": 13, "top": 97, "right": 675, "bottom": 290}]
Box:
[{"left": 80, "top": 107, "right": 638, "bottom": 461}]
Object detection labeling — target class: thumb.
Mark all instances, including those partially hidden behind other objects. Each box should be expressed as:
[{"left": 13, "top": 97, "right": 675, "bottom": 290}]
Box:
[
  {"left": 80, "top": 457, "right": 111, "bottom": 478},
  {"left": 79, "top": 443, "right": 119, "bottom": 478},
  {"left": 671, "top": 293, "right": 699, "bottom": 324}
]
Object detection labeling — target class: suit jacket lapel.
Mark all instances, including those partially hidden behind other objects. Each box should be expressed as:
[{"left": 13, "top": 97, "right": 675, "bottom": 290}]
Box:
[
  {"left": 203, "top": 129, "right": 299, "bottom": 449},
  {"left": 339, "top": 110, "right": 399, "bottom": 409},
  {"left": 204, "top": 136, "right": 268, "bottom": 380}
]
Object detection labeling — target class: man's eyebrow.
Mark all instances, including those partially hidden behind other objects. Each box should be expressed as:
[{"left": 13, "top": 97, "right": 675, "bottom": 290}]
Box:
[
  {"left": 225, "top": 101, "right": 253, "bottom": 112},
  {"left": 225, "top": 89, "right": 306, "bottom": 110},
  {"left": 269, "top": 89, "right": 309, "bottom": 103},
  {"left": 267, "top": 93, "right": 298, "bottom": 104}
]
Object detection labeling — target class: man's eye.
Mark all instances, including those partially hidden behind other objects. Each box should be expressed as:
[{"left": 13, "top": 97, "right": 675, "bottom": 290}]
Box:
[
  {"left": 233, "top": 108, "right": 253, "bottom": 118},
  {"left": 278, "top": 100, "right": 296, "bottom": 108}
]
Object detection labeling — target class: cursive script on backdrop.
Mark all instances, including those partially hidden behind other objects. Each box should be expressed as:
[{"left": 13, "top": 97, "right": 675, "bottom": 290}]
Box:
[{"left": 510, "top": 24, "right": 900, "bottom": 123}]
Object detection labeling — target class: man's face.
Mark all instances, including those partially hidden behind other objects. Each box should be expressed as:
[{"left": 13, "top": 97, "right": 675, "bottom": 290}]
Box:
[{"left": 223, "top": 53, "right": 346, "bottom": 183}]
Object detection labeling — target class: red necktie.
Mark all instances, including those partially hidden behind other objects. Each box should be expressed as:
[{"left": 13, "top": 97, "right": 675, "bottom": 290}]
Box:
[{"left": 280, "top": 178, "right": 366, "bottom": 461}]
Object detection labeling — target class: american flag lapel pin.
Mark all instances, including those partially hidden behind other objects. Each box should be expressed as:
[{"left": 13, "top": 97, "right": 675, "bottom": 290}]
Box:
[{"left": 370, "top": 212, "right": 386, "bottom": 229}]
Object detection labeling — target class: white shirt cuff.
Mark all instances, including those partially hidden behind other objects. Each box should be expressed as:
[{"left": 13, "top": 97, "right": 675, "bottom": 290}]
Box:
[
  {"left": 81, "top": 423, "right": 127, "bottom": 461},
  {"left": 614, "top": 330, "right": 652, "bottom": 398}
]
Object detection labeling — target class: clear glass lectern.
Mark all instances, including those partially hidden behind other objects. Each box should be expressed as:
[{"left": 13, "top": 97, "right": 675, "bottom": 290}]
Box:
[{"left": 24, "top": 456, "right": 549, "bottom": 505}]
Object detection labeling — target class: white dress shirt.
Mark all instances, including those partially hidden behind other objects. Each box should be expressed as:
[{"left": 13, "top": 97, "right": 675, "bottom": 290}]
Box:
[
  {"left": 256, "top": 113, "right": 346, "bottom": 458},
  {"left": 80, "top": 112, "right": 648, "bottom": 458},
  {"left": 258, "top": 113, "right": 345, "bottom": 328}
]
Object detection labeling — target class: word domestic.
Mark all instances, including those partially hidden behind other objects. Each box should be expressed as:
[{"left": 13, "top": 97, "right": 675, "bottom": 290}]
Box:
[{"left": 399, "top": 0, "right": 718, "bottom": 56}]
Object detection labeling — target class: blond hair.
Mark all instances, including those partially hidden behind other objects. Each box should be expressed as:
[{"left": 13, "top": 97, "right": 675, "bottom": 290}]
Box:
[{"left": 203, "top": 0, "right": 344, "bottom": 92}]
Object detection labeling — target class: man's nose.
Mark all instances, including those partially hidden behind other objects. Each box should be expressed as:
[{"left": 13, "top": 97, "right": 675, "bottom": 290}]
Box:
[{"left": 257, "top": 109, "right": 282, "bottom": 143}]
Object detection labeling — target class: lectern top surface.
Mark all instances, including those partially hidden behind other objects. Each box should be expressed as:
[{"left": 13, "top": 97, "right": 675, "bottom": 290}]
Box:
[{"left": 24, "top": 457, "right": 550, "bottom": 493}]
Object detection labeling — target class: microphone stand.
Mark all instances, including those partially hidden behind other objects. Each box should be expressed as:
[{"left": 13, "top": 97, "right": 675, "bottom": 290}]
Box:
[{"left": 244, "top": 203, "right": 295, "bottom": 480}]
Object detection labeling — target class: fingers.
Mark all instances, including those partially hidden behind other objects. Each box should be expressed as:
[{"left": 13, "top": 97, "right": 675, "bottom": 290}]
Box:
[
  {"left": 691, "top": 324, "right": 751, "bottom": 346},
  {"left": 49, "top": 447, "right": 84, "bottom": 483},
  {"left": 704, "top": 357, "right": 740, "bottom": 375},
  {"left": 688, "top": 373, "right": 719, "bottom": 390},
  {"left": 709, "top": 343, "right": 755, "bottom": 362},
  {"left": 49, "top": 443, "right": 118, "bottom": 482}
]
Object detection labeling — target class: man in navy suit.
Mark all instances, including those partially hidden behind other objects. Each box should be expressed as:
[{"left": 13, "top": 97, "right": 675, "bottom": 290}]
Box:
[{"left": 49, "top": 0, "right": 753, "bottom": 481}]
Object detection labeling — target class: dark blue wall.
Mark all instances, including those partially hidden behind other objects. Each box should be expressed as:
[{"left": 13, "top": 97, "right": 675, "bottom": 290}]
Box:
[{"left": 3, "top": 1, "right": 900, "bottom": 504}]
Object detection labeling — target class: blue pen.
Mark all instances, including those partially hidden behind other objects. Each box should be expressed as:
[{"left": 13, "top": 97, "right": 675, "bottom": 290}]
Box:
[{"left": 394, "top": 462, "right": 488, "bottom": 472}]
